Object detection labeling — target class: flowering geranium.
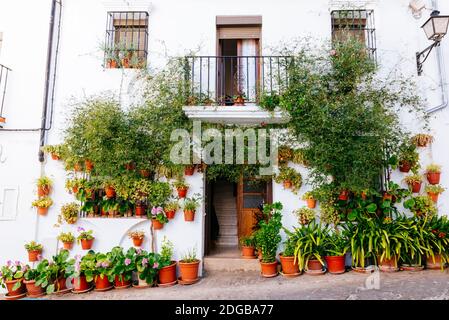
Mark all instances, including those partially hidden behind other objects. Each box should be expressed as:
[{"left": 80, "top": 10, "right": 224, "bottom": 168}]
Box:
[
  {"left": 109, "top": 246, "right": 136, "bottom": 283},
  {"left": 151, "top": 206, "right": 168, "bottom": 224},
  {"left": 94, "top": 252, "right": 114, "bottom": 282},
  {"left": 133, "top": 249, "right": 161, "bottom": 286},
  {"left": 0, "top": 261, "right": 29, "bottom": 291}
]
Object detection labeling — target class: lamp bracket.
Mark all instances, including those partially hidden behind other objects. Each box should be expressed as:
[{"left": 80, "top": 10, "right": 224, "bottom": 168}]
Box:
[{"left": 416, "top": 40, "right": 441, "bottom": 76}]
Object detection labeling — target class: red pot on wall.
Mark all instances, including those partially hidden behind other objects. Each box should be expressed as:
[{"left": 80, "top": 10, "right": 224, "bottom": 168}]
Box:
[
  {"left": 81, "top": 238, "right": 94, "bottom": 250},
  {"left": 132, "top": 237, "right": 144, "bottom": 247},
  {"left": 37, "top": 186, "right": 51, "bottom": 197},
  {"left": 63, "top": 242, "right": 73, "bottom": 250},
  {"left": 399, "top": 161, "right": 411, "bottom": 173},
  {"left": 177, "top": 187, "right": 188, "bottom": 198},
  {"left": 325, "top": 255, "right": 346, "bottom": 274},
  {"left": 152, "top": 219, "right": 164, "bottom": 230},
  {"left": 184, "top": 166, "right": 195, "bottom": 176},
  {"left": 306, "top": 199, "right": 317, "bottom": 209},
  {"left": 165, "top": 210, "right": 176, "bottom": 220},
  {"left": 84, "top": 160, "right": 94, "bottom": 172},
  {"left": 105, "top": 186, "right": 116, "bottom": 198},
  {"left": 338, "top": 190, "right": 349, "bottom": 201},
  {"left": 135, "top": 205, "right": 146, "bottom": 217},
  {"left": 184, "top": 210, "right": 195, "bottom": 222},
  {"left": 427, "top": 172, "right": 441, "bottom": 185},
  {"left": 427, "top": 192, "right": 439, "bottom": 203},
  {"left": 283, "top": 180, "right": 292, "bottom": 189},
  {"left": 51, "top": 153, "right": 60, "bottom": 161},
  {"left": 28, "top": 250, "right": 41, "bottom": 262},
  {"left": 37, "top": 207, "right": 49, "bottom": 216},
  {"left": 410, "top": 181, "right": 422, "bottom": 193}
]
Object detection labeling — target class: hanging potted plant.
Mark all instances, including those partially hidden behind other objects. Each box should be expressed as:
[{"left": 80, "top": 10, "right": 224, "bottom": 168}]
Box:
[
  {"left": 25, "top": 241, "right": 43, "bottom": 262},
  {"left": 164, "top": 200, "right": 179, "bottom": 220},
  {"left": 323, "top": 232, "right": 348, "bottom": 274},
  {"left": 133, "top": 250, "right": 160, "bottom": 288},
  {"left": 184, "top": 165, "right": 195, "bottom": 176},
  {"left": 255, "top": 203, "right": 283, "bottom": 277},
  {"left": 239, "top": 235, "right": 256, "bottom": 259},
  {"left": 425, "top": 184, "right": 445, "bottom": 203},
  {"left": 57, "top": 232, "right": 75, "bottom": 250},
  {"left": 110, "top": 247, "right": 135, "bottom": 289},
  {"left": 84, "top": 159, "right": 94, "bottom": 172},
  {"left": 277, "top": 146, "right": 294, "bottom": 166},
  {"left": 57, "top": 202, "right": 79, "bottom": 225},
  {"left": 301, "top": 191, "right": 317, "bottom": 209},
  {"left": 404, "top": 195, "right": 437, "bottom": 218},
  {"left": 103, "top": 180, "right": 117, "bottom": 199},
  {"left": 151, "top": 206, "right": 169, "bottom": 230},
  {"left": 32, "top": 197, "right": 54, "bottom": 216},
  {"left": 131, "top": 179, "right": 152, "bottom": 217},
  {"left": 0, "top": 261, "right": 27, "bottom": 299},
  {"left": 179, "top": 248, "right": 200, "bottom": 283},
  {"left": 72, "top": 253, "right": 94, "bottom": 293},
  {"left": 338, "top": 189, "right": 349, "bottom": 201},
  {"left": 279, "top": 234, "right": 300, "bottom": 276},
  {"left": 93, "top": 253, "right": 114, "bottom": 291},
  {"left": 182, "top": 195, "right": 201, "bottom": 222},
  {"left": 42, "top": 144, "right": 64, "bottom": 161},
  {"left": 404, "top": 174, "right": 423, "bottom": 193},
  {"left": 158, "top": 237, "right": 177, "bottom": 286},
  {"left": 426, "top": 163, "right": 442, "bottom": 185},
  {"left": 173, "top": 179, "right": 189, "bottom": 198},
  {"left": 274, "top": 166, "right": 303, "bottom": 193},
  {"left": 77, "top": 227, "right": 95, "bottom": 250},
  {"left": 397, "top": 141, "right": 419, "bottom": 173},
  {"left": 36, "top": 176, "right": 53, "bottom": 197},
  {"left": 411, "top": 133, "right": 434, "bottom": 147},
  {"left": 293, "top": 207, "right": 316, "bottom": 226},
  {"left": 128, "top": 230, "right": 145, "bottom": 247}
]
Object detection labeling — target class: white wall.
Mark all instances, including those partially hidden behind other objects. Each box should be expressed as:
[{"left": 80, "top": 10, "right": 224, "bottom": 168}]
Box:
[{"left": 0, "top": 0, "right": 448, "bottom": 283}]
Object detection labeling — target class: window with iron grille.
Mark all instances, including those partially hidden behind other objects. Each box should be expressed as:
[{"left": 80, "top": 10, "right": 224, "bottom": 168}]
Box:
[
  {"left": 331, "top": 10, "right": 377, "bottom": 61},
  {"left": 105, "top": 11, "right": 148, "bottom": 69}
]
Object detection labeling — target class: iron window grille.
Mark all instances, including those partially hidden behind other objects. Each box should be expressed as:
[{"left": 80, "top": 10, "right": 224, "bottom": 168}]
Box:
[
  {"left": 105, "top": 11, "right": 149, "bottom": 69},
  {"left": 331, "top": 10, "right": 377, "bottom": 61}
]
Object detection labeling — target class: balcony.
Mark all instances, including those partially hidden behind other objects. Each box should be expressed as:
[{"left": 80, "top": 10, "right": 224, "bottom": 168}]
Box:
[
  {"left": 182, "top": 56, "right": 291, "bottom": 125},
  {"left": 0, "top": 63, "right": 11, "bottom": 126}
]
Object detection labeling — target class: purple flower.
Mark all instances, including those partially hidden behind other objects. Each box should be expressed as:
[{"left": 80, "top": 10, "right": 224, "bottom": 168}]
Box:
[
  {"left": 0, "top": 271, "right": 3, "bottom": 277},
  {"left": 151, "top": 206, "right": 163, "bottom": 216},
  {"left": 141, "top": 258, "right": 148, "bottom": 267},
  {"left": 101, "top": 261, "right": 110, "bottom": 268},
  {"left": 330, "top": 49, "right": 337, "bottom": 56},
  {"left": 136, "top": 248, "right": 142, "bottom": 254},
  {"left": 37, "top": 255, "right": 42, "bottom": 261},
  {"left": 96, "top": 262, "right": 102, "bottom": 268},
  {"left": 6, "top": 260, "right": 12, "bottom": 267},
  {"left": 152, "top": 262, "right": 159, "bottom": 269},
  {"left": 77, "top": 227, "right": 85, "bottom": 233},
  {"left": 124, "top": 258, "right": 131, "bottom": 266},
  {"left": 15, "top": 261, "right": 20, "bottom": 266}
]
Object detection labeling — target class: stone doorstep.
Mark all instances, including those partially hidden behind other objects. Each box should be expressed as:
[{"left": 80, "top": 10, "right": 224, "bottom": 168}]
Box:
[{"left": 204, "top": 256, "right": 260, "bottom": 272}]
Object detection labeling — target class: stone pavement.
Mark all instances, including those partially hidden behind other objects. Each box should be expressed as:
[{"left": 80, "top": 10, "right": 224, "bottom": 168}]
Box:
[{"left": 44, "top": 269, "right": 449, "bottom": 300}]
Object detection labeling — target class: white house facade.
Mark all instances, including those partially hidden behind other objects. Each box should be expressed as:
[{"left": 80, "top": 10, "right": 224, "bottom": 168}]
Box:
[{"left": 0, "top": 0, "right": 448, "bottom": 287}]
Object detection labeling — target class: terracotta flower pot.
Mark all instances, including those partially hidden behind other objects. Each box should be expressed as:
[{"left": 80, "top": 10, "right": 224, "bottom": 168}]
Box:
[
  {"left": 84, "top": 160, "right": 94, "bottom": 172},
  {"left": 81, "top": 238, "right": 94, "bottom": 250},
  {"left": 105, "top": 186, "right": 116, "bottom": 198},
  {"left": 165, "top": 210, "right": 176, "bottom": 220},
  {"left": 158, "top": 261, "right": 177, "bottom": 285},
  {"left": 114, "top": 275, "right": 131, "bottom": 289},
  {"left": 410, "top": 181, "right": 422, "bottom": 193},
  {"left": 63, "top": 241, "right": 73, "bottom": 250},
  {"left": 426, "top": 255, "right": 446, "bottom": 270},
  {"left": 306, "top": 198, "right": 317, "bottom": 209},
  {"left": 307, "top": 259, "right": 324, "bottom": 271},
  {"left": 72, "top": 186, "right": 79, "bottom": 194},
  {"left": 37, "top": 207, "right": 49, "bottom": 216},
  {"left": 124, "top": 162, "right": 135, "bottom": 170},
  {"left": 283, "top": 180, "right": 292, "bottom": 189},
  {"left": 107, "top": 59, "right": 118, "bottom": 69},
  {"left": 5, "top": 279, "right": 26, "bottom": 296},
  {"left": 54, "top": 277, "right": 68, "bottom": 292},
  {"left": 427, "top": 192, "right": 439, "bottom": 203},
  {"left": 234, "top": 96, "right": 245, "bottom": 106},
  {"left": 152, "top": 219, "right": 164, "bottom": 230},
  {"left": 37, "top": 185, "right": 51, "bottom": 197},
  {"left": 72, "top": 275, "right": 91, "bottom": 292},
  {"left": 361, "top": 192, "right": 367, "bottom": 200},
  {"left": 135, "top": 205, "right": 146, "bottom": 217},
  {"left": 184, "top": 209, "right": 195, "bottom": 222},
  {"left": 24, "top": 280, "right": 45, "bottom": 297},
  {"left": 28, "top": 250, "right": 41, "bottom": 262},
  {"left": 427, "top": 172, "right": 441, "bottom": 185},
  {"left": 241, "top": 246, "right": 256, "bottom": 259},
  {"left": 279, "top": 255, "right": 299, "bottom": 275},
  {"left": 339, "top": 190, "right": 349, "bottom": 201},
  {"left": 399, "top": 161, "right": 411, "bottom": 173},
  {"left": 378, "top": 256, "right": 399, "bottom": 272},
  {"left": 140, "top": 169, "right": 151, "bottom": 178},
  {"left": 73, "top": 163, "right": 82, "bottom": 172},
  {"left": 325, "top": 255, "right": 346, "bottom": 274},
  {"left": 177, "top": 187, "right": 188, "bottom": 198},
  {"left": 132, "top": 237, "right": 144, "bottom": 247},
  {"left": 51, "top": 153, "right": 60, "bottom": 161},
  {"left": 260, "top": 261, "right": 278, "bottom": 277},
  {"left": 383, "top": 193, "right": 393, "bottom": 201},
  {"left": 95, "top": 275, "right": 112, "bottom": 290},
  {"left": 184, "top": 166, "right": 195, "bottom": 176},
  {"left": 179, "top": 260, "right": 200, "bottom": 281},
  {"left": 121, "top": 58, "right": 130, "bottom": 68}
]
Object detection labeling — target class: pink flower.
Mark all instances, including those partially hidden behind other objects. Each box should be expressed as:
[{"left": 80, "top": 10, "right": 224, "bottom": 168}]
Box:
[
  {"left": 152, "top": 262, "right": 159, "bottom": 269},
  {"left": 37, "top": 255, "right": 42, "bottom": 261},
  {"left": 124, "top": 258, "right": 131, "bottom": 266},
  {"left": 151, "top": 206, "right": 163, "bottom": 216},
  {"left": 6, "top": 260, "right": 12, "bottom": 267},
  {"left": 96, "top": 262, "right": 102, "bottom": 268},
  {"left": 141, "top": 258, "right": 148, "bottom": 267},
  {"left": 14, "top": 261, "right": 20, "bottom": 266},
  {"left": 136, "top": 248, "right": 142, "bottom": 254},
  {"left": 330, "top": 49, "right": 337, "bottom": 56},
  {"left": 0, "top": 271, "right": 3, "bottom": 277},
  {"left": 77, "top": 227, "right": 85, "bottom": 233},
  {"left": 101, "top": 261, "right": 110, "bottom": 268}
]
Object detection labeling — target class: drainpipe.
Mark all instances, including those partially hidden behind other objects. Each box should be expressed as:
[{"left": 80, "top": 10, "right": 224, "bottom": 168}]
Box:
[
  {"left": 38, "top": 0, "right": 57, "bottom": 162},
  {"left": 427, "top": 0, "right": 448, "bottom": 114}
]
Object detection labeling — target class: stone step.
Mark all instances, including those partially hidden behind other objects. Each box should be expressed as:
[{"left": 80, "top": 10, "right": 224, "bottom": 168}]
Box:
[
  {"left": 219, "top": 225, "right": 237, "bottom": 236},
  {"left": 204, "top": 257, "right": 260, "bottom": 272},
  {"left": 217, "top": 216, "right": 237, "bottom": 226},
  {"left": 216, "top": 236, "right": 238, "bottom": 246}
]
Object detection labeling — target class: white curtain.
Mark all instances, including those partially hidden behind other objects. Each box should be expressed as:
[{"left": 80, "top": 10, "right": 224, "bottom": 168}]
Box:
[{"left": 237, "top": 39, "right": 258, "bottom": 102}]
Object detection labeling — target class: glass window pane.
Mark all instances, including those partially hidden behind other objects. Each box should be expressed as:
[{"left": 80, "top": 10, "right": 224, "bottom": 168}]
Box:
[
  {"left": 243, "top": 180, "right": 265, "bottom": 193},
  {"left": 243, "top": 195, "right": 264, "bottom": 208}
]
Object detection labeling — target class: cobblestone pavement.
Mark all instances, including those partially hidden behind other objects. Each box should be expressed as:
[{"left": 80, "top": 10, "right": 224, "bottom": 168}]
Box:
[{"left": 44, "top": 269, "right": 449, "bottom": 300}]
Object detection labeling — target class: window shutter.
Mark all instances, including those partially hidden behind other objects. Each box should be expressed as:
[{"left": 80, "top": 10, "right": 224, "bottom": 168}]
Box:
[
  {"left": 217, "top": 27, "right": 261, "bottom": 40},
  {"left": 0, "top": 185, "right": 19, "bottom": 221}
]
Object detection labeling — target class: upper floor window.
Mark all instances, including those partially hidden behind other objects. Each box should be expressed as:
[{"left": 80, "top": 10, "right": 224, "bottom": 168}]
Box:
[
  {"left": 331, "top": 10, "right": 377, "bottom": 60},
  {"left": 105, "top": 11, "right": 149, "bottom": 69}
]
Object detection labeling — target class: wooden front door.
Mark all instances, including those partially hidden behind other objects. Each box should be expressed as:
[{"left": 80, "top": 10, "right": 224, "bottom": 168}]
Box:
[{"left": 237, "top": 177, "right": 272, "bottom": 239}]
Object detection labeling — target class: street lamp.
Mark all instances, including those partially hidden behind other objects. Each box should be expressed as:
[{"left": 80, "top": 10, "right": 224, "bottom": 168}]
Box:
[{"left": 416, "top": 10, "right": 449, "bottom": 75}]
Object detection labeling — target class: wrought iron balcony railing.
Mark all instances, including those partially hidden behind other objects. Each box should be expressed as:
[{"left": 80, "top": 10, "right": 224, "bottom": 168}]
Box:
[
  {"left": 184, "top": 56, "right": 294, "bottom": 106},
  {"left": 0, "top": 63, "right": 11, "bottom": 122}
]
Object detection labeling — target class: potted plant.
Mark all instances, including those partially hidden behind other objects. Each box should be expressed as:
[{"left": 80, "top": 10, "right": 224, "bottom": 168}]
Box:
[
  {"left": 77, "top": 227, "right": 95, "bottom": 250},
  {"left": 164, "top": 200, "right": 179, "bottom": 220},
  {"left": 293, "top": 222, "right": 327, "bottom": 274},
  {"left": 404, "top": 195, "right": 437, "bottom": 218},
  {"left": 293, "top": 207, "right": 316, "bottom": 225},
  {"left": 128, "top": 230, "right": 145, "bottom": 247},
  {"left": 179, "top": 248, "right": 200, "bottom": 283},
  {"left": 133, "top": 249, "right": 160, "bottom": 288},
  {"left": 72, "top": 252, "right": 94, "bottom": 293},
  {"left": 279, "top": 234, "right": 300, "bottom": 276},
  {"left": 110, "top": 247, "right": 135, "bottom": 289},
  {"left": 233, "top": 91, "right": 246, "bottom": 106},
  {"left": 183, "top": 195, "right": 201, "bottom": 222},
  {"left": 42, "top": 144, "right": 64, "bottom": 161},
  {"left": 425, "top": 184, "right": 445, "bottom": 203},
  {"left": 397, "top": 141, "right": 420, "bottom": 173},
  {"left": 57, "top": 232, "right": 75, "bottom": 250},
  {"left": 0, "top": 261, "right": 27, "bottom": 298},
  {"left": 23, "top": 261, "right": 47, "bottom": 297},
  {"left": 158, "top": 237, "right": 177, "bottom": 286},
  {"left": 57, "top": 202, "right": 79, "bottom": 225},
  {"left": 399, "top": 216, "right": 426, "bottom": 271},
  {"left": 255, "top": 202, "right": 283, "bottom": 277},
  {"left": 424, "top": 215, "right": 449, "bottom": 270},
  {"left": 37, "top": 176, "right": 52, "bottom": 197},
  {"left": 426, "top": 163, "right": 442, "bottom": 185},
  {"left": 173, "top": 179, "right": 189, "bottom": 198},
  {"left": 274, "top": 167, "right": 302, "bottom": 193},
  {"left": 323, "top": 232, "right": 348, "bottom": 274},
  {"left": 338, "top": 189, "right": 349, "bottom": 201},
  {"left": 184, "top": 165, "right": 195, "bottom": 176},
  {"left": 84, "top": 159, "right": 94, "bottom": 172},
  {"left": 404, "top": 174, "right": 423, "bottom": 193},
  {"left": 32, "top": 197, "right": 53, "bottom": 216},
  {"left": 302, "top": 191, "right": 317, "bottom": 209},
  {"left": 151, "top": 206, "right": 169, "bottom": 230},
  {"left": 25, "top": 241, "right": 43, "bottom": 262},
  {"left": 131, "top": 179, "right": 152, "bottom": 216},
  {"left": 277, "top": 146, "right": 293, "bottom": 166},
  {"left": 411, "top": 133, "right": 434, "bottom": 147},
  {"left": 239, "top": 235, "right": 256, "bottom": 259},
  {"left": 93, "top": 253, "right": 114, "bottom": 291},
  {"left": 47, "top": 249, "right": 75, "bottom": 293}
]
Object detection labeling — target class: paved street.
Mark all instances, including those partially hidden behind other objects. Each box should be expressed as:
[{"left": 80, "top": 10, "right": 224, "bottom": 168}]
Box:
[{"left": 44, "top": 269, "right": 449, "bottom": 300}]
